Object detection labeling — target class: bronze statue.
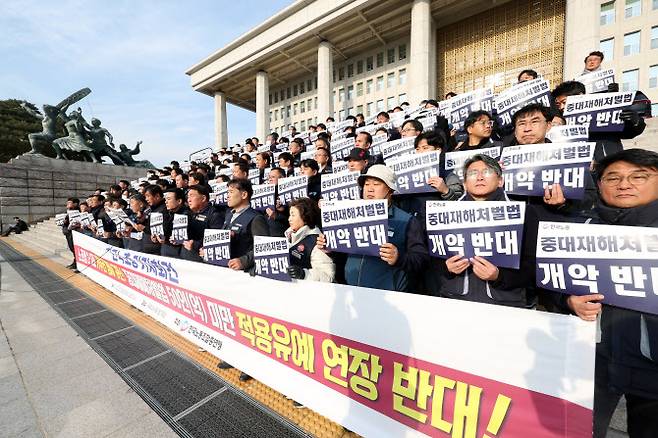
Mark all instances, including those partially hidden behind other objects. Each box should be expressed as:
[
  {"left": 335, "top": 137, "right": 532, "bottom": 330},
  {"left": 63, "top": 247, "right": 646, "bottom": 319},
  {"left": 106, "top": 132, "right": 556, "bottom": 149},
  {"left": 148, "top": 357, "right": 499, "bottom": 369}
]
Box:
[
  {"left": 86, "top": 118, "right": 126, "bottom": 165},
  {"left": 117, "top": 141, "right": 154, "bottom": 168}
]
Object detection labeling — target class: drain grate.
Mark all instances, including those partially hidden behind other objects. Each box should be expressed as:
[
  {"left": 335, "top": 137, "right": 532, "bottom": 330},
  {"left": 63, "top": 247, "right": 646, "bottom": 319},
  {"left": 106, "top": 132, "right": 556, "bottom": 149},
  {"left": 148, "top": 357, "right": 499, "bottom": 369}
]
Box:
[
  {"left": 57, "top": 298, "right": 105, "bottom": 319},
  {"left": 95, "top": 327, "right": 169, "bottom": 369},
  {"left": 73, "top": 311, "right": 133, "bottom": 339},
  {"left": 46, "top": 289, "right": 86, "bottom": 304}
]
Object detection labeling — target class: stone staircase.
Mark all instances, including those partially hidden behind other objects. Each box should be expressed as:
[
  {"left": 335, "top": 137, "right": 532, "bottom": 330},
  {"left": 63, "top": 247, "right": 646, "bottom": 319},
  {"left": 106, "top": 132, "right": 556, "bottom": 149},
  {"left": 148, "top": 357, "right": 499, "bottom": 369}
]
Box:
[
  {"left": 4, "top": 216, "right": 72, "bottom": 266},
  {"left": 622, "top": 117, "right": 658, "bottom": 153}
]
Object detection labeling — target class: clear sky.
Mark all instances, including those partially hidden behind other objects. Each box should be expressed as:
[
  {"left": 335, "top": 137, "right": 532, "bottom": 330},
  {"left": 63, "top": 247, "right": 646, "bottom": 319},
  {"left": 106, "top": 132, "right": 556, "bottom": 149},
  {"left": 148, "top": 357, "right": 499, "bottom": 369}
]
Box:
[{"left": 0, "top": 0, "right": 293, "bottom": 167}]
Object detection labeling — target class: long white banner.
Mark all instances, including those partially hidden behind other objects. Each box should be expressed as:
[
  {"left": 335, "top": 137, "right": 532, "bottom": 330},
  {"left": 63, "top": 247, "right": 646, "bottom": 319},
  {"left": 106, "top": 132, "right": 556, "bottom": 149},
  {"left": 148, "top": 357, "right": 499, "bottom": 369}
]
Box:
[{"left": 73, "top": 231, "right": 595, "bottom": 438}]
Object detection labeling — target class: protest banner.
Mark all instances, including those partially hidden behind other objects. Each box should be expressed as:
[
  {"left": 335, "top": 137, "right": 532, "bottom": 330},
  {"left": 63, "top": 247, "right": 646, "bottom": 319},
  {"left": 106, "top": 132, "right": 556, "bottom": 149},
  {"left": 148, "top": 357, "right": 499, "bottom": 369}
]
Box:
[
  {"left": 381, "top": 136, "right": 416, "bottom": 161},
  {"left": 95, "top": 219, "right": 104, "bottom": 237},
  {"left": 330, "top": 137, "right": 357, "bottom": 161},
  {"left": 426, "top": 201, "right": 526, "bottom": 269},
  {"left": 494, "top": 78, "right": 552, "bottom": 126},
  {"left": 389, "top": 111, "right": 406, "bottom": 128},
  {"left": 67, "top": 209, "right": 81, "bottom": 225},
  {"left": 332, "top": 160, "right": 348, "bottom": 174},
  {"left": 546, "top": 125, "right": 590, "bottom": 143},
  {"left": 386, "top": 151, "right": 442, "bottom": 195},
  {"left": 277, "top": 175, "right": 308, "bottom": 205},
  {"left": 149, "top": 212, "right": 164, "bottom": 239},
  {"left": 500, "top": 142, "right": 595, "bottom": 199},
  {"left": 202, "top": 229, "right": 231, "bottom": 267},
  {"left": 321, "top": 199, "right": 388, "bottom": 256},
  {"left": 444, "top": 146, "right": 502, "bottom": 180},
  {"left": 171, "top": 214, "right": 188, "bottom": 245},
  {"left": 55, "top": 213, "right": 67, "bottom": 227},
  {"left": 300, "top": 151, "right": 315, "bottom": 161},
  {"left": 212, "top": 182, "right": 229, "bottom": 206},
  {"left": 250, "top": 183, "right": 276, "bottom": 211},
  {"left": 73, "top": 231, "right": 595, "bottom": 438},
  {"left": 327, "top": 119, "right": 354, "bottom": 134},
  {"left": 563, "top": 91, "right": 636, "bottom": 133},
  {"left": 370, "top": 133, "right": 388, "bottom": 156},
  {"left": 574, "top": 68, "right": 615, "bottom": 94},
  {"left": 356, "top": 122, "right": 392, "bottom": 135},
  {"left": 79, "top": 211, "right": 91, "bottom": 228},
  {"left": 321, "top": 171, "right": 361, "bottom": 201},
  {"left": 254, "top": 236, "right": 291, "bottom": 282},
  {"left": 448, "top": 89, "right": 494, "bottom": 130},
  {"left": 536, "top": 221, "right": 658, "bottom": 315}
]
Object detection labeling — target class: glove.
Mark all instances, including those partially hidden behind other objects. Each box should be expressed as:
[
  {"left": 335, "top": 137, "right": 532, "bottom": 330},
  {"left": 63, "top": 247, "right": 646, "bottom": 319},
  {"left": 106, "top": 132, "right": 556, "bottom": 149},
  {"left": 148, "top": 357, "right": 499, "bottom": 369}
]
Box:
[
  {"left": 607, "top": 82, "right": 619, "bottom": 93},
  {"left": 287, "top": 265, "right": 305, "bottom": 279},
  {"left": 620, "top": 109, "right": 640, "bottom": 127}
]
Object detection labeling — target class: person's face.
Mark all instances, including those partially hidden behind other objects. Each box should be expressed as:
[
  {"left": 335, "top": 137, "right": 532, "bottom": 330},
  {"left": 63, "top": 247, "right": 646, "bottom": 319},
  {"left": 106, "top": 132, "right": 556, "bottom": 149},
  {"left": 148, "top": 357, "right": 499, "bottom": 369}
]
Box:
[
  {"left": 88, "top": 197, "right": 98, "bottom": 208},
  {"left": 266, "top": 135, "right": 274, "bottom": 145},
  {"left": 268, "top": 171, "right": 283, "bottom": 185},
  {"left": 129, "top": 199, "right": 142, "bottom": 214},
  {"left": 467, "top": 115, "right": 493, "bottom": 139},
  {"left": 279, "top": 158, "right": 291, "bottom": 169},
  {"left": 290, "top": 143, "right": 301, "bottom": 154},
  {"left": 288, "top": 206, "right": 305, "bottom": 232},
  {"left": 401, "top": 124, "right": 420, "bottom": 138},
  {"left": 225, "top": 185, "right": 247, "bottom": 209},
  {"left": 255, "top": 154, "right": 266, "bottom": 169},
  {"left": 189, "top": 176, "right": 200, "bottom": 186},
  {"left": 598, "top": 161, "right": 658, "bottom": 208},
  {"left": 415, "top": 139, "right": 439, "bottom": 154},
  {"left": 550, "top": 116, "right": 565, "bottom": 128},
  {"left": 376, "top": 114, "right": 388, "bottom": 123},
  {"left": 514, "top": 111, "right": 550, "bottom": 145},
  {"left": 314, "top": 149, "right": 329, "bottom": 165},
  {"left": 80, "top": 204, "right": 89, "bottom": 212},
  {"left": 554, "top": 94, "right": 570, "bottom": 112},
  {"left": 301, "top": 165, "right": 317, "bottom": 177},
  {"left": 252, "top": 138, "right": 259, "bottom": 146},
  {"left": 356, "top": 115, "right": 364, "bottom": 124},
  {"left": 585, "top": 55, "right": 602, "bottom": 71},
  {"left": 66, "top": 200, "right": 75, "bottom": 210},
  {"left": 175, "top": 174, "right": 187, "bottom": 188},
  {"left": 463, "top": 161, "right": 503, "bottom": 199},
  {"left": 111, "top": 201, "right": 122, "bottom": 210},
  {"left": 187, "top": 190, "right": 207, "bottom": 212},
  {"left": 144, "top": 191, "right": 161, "bottom": 207},
  {"left": 164, "top": 192, "right": 182, "bottom": 211},
  {"left": 518, "top": 72, "right": 535, "bottom": 82},
  {"left": 118, "top": 182, "right": 128, "bottom": 190},
  {"left": 232, "top": 166, "right": 248, "bottom": 179},
  {"left": 348, "top": 159, "right": 367, "bottom": 172},
  {"left": 355, "top": 133, "right": 371, "bottom": 150},
  {"left": 363, "top": 178, "right": 391, "bottom": 200}
]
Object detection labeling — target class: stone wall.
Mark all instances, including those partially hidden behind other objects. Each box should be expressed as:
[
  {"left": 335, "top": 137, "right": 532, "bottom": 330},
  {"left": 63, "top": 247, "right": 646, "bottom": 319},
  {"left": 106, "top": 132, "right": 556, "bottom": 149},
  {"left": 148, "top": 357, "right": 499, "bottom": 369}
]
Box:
[{"left": 0, "top": 154, "right": 148, "bottom": 231}]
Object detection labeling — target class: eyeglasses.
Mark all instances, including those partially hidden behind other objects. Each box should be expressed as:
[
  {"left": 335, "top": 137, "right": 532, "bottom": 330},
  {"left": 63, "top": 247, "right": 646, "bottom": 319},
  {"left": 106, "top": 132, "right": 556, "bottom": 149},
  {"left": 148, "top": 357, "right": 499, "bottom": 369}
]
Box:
[
  {"left": 475, "top": 120, "right": 494, "bottom": 127},
  {"left": 401, "top": 128, "right": 419, "bottom": 133},
  {"left": 515, "top": 119, "right": 548, "bottom": 129},
  {"left": 465, "top": 168, "right": 497, "bottom": 179},
  {"left": 600, "top": 172, "right": 657, "bottom": 186}
]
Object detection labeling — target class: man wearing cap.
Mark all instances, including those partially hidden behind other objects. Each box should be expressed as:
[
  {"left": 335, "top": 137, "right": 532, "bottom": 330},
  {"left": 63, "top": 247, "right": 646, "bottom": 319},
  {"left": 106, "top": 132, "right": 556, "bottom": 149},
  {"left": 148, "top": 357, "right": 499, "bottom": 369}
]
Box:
[
  {"left": 355, "top": 132, "right": 384, "bottom": 167},
  {"left": 344, "top": 148, "right": 369, "bottom": 174},
  {"left": 317, "top": 165, "right": 428, "bottom": 292}
]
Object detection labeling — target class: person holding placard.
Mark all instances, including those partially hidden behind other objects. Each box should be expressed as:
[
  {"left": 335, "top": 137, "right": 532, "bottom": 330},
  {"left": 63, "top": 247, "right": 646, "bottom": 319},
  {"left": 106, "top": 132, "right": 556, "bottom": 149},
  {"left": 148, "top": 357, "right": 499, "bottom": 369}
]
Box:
[
  {"left": 285, "top": 198, "right": 335, "bottom": 283},
  {"left": 142, "top": 185, "right": 166, "bottom": 255},
  {"left": 124, "top": 194, "right": 147, "bottom": 252},
  {"left": 453, "top": 110, "right": 502, "bottom": 151},
  {"left": 435, "top": 155, "right": 536, "bottom": 308},
  {"left": 265, "top": 168, "right": 289, "bottom": 237},
  {"left": 181, "top": 185, "right": 225, "bottom": 262},
  {"left": 562, "top": 149, "right": 658, "bottom": 437},
  {"left": 317, "top": 165, "right": 427, "bottom": 292},
  {"left": 158, "top": 188, "right": 189, "bottom": 258}
]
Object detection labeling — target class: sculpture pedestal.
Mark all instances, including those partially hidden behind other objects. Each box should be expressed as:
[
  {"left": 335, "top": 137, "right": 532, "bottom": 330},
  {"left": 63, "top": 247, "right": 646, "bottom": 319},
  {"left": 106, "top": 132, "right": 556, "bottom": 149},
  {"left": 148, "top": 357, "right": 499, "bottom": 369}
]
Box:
[{"left": 0, "top": 154, "right": 148, "bottom": 230}]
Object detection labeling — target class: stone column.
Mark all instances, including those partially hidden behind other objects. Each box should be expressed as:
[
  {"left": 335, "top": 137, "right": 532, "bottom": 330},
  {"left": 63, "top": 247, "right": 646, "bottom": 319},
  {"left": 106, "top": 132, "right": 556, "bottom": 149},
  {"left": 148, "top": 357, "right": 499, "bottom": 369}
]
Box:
[
  {"left": 317, "top": 41, "right": 334, "bottom": 121},
  {"left": 563, "top": 0, "right": 600, "bottom": 80},
  {"left": 255, "top": 71, "right": 270, "bottom": 141},
  {"left": 214, "top": 91, "right": 228, "bottom": 149},
  {"left": 409, "top": 0, "right": 434, "bottom": 105}
]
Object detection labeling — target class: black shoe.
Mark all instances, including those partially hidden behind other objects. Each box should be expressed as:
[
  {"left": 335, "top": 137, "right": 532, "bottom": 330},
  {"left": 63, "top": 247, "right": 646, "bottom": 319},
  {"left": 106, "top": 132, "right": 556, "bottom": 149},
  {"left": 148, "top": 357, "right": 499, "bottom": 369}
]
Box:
[
  {"left": 217, "top": 361, "right": 234, "bottom": 370},
  {"left": 292, "top": 401, "right": 305, "bottom": 408},
  {"left": 239, "top": 372, "right": 252, "bottom": 382},
  {"left": 66, "top": 261, "right": 77, "bottom": 270}
]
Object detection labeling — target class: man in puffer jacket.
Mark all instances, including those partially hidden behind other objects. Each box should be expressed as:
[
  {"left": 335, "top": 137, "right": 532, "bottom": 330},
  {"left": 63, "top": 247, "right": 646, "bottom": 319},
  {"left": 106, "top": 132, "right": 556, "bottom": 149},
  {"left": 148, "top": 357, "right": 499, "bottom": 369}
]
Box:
[
  {"left": 562, "top": 149, "right": 658, "bottom": 438},
  {"left": 285, "top": 197, "right": 335, "bottom": 283},
  {"left": 435, "top": 154, "right": 538, "bottom": 308}
]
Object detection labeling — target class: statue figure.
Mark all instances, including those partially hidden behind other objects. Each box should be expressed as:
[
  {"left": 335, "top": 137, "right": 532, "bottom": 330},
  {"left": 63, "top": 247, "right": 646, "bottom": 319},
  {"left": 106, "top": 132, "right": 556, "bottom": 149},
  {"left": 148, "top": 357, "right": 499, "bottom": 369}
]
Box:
[
  {"left": 85, "top": 118, "right": 126, "bottom": 165},
  {"left": 117, "top": 141, "right": 154, "bottom": 168},
  {"left": 52, "top": 108, "right": 99, "bottom": 162},
  {"left": 20, "top": 102, "right": 69, "bottom": 155}
]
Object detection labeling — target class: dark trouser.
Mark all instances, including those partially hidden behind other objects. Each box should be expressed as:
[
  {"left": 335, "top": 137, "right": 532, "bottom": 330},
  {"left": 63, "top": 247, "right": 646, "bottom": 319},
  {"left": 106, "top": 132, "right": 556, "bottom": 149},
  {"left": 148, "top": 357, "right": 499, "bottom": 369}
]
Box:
[
  {"left": 65, "top": 232, "right": 75, "bottom": 253},
  {"left": 2, "top": 225, "right": 22, "bottom": 236},
  {"left": 594, "top": 356, "right": 658, "bottom": 437},
  {"left": 160, "top": 243, "right": 181, "bottom": 258}
]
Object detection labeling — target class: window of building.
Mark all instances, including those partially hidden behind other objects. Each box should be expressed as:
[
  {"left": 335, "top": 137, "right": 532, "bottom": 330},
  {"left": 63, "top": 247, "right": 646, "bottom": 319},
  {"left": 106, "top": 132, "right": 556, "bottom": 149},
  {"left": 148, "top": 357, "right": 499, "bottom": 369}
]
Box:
[
  {"left": 307, "top": 99, "right": 312, "bottom": 111},
  {"left": 339, "top": 88, "right": 345, "bottom": 102},
  {"left": 650, "top": 65, "right": 658, "bottom": 88},
  {"left": 376, "top": 52, "right": 384, "bottom": 68},
  {"left": 624, "top": 31, "right": 641, "bottom": 55},
  {"left": 300, "top": 82, "right": 305, "bottom": 94},
  {"left": 269, "top": 94, "right": 272, "bottom": 105},
  {"left": 653, "top": 103, "right": 658, "bottom": 116},
  {"left": 300, "top": 120, "right": 306, "bottom": 131},
  {"left": 357, "top": 60, "right": 363, "bottom": 74},
  {"left": 274, "top": 109, "right": 278, "bottom": 120},
  {"left": 387, "top": 72, "right": 395, "bottom": 88},
  {"left": 387, "top": 96, "right": 395, "bottom": 109},
  {"left": 601, "top": 1, "right": 615, "bottom": 25},
  {"left": 300, "top": 101, "right": 305, "bottom": 113},
  {"left": 376, "top": 99, "right": 384, "bottom": 112},
  {"left": 387, "top": 48, "right": 395, "bottom": 64},
  {"left": 399, "top": 93, "right": 407, "bottom": 104},
  {"left": 314, "top": 97, "right": 318, "bottom": 109},
  {"left": 286, "top": 105, "right": 291, "bottom": 118},
  {"left": 293, "top": 103, "right": 298, "bottom": 115},
  {"left": 654, "top": 0, "right": 658, "bottom": 10},
  {"left": 293, "top": 84, "right": 298, "bottom": 97},
  {"left": 399, "top": 44, "right": 407, "bottom": 60},
  {"left": 367, "top": 102, "right": 374, "bottom": 116},
  {"left": 625, "top": 0, "right": 641, "bottom": 18},
  {"left": 347, "top": 85, "right": 354, "bottom": 100},
  {"left": 398, "top": 68, "right": 407, "bottom": 85},
  {"left": 366, "top": 56, "right": 374, "bottom": 71},
  {"left": 366, "top": 79, "right": 373, "bottom": 94},
  {"left": 333, "top": 70, "right": 336, "bottom": 83},
  {"left": 652, "top": 26, "right": 658, "bottom": 49},
  {"left": 314, "top": 77, "right": 318, "bottom": 89},
  {"left": 356, "top": 104, "right": 363, "bottom": 114},
  {"left": 280, "top": 90, "right": 285, "bottom": 101},
  {"left": 600, "top": 38, "right": 615, "bottom": 61},
  {"left": 307, "top": 79, "right": 313, "bottom": 91},
  {"left": 307, "top": 118, "right": 312, "bottom": 127},
  {"left": 348, "top": 107, "right": 354, "bottom": 116},
  {"left": 347, "top": 64, "right": 354, "bottom": 78},
  {"left": 269, "top": 111, "right": 272, "bottom": 122},
  {"left": 376, "top": 75, "right": 384, "bottom": 91},
  {"left": 287, "top": 87, "right": 291, "bottom": 99},
  {"left": 356, "top": 82, "right": 363, "bottom": 97},
  {"left": 339, "top": 67, "right": 345, "bottom": 81},
  {"left": 339, "top": 109, "right": 345, "bottom": 120},
  {"left": 622, "top": 69, "right": 639, "bottom": 91}
]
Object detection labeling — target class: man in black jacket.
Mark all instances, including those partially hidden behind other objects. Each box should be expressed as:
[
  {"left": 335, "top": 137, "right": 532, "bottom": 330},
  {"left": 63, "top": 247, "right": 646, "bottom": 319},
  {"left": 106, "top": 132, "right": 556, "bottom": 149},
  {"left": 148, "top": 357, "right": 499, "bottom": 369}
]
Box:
[
  {"left": 564, "top": 149, "right": 658, "bottom": 437},
  {"left": 181, "top": 185, "right": 225, "bottom": 262},
  {"left": 143, "top": 185, "right": 167, "bottom": 255},
  {"left": 157, "top": 188, "right": 189, "bottom": 258},
  {"left": 2, "top": 217, "right": 29, "bottom": 237}
]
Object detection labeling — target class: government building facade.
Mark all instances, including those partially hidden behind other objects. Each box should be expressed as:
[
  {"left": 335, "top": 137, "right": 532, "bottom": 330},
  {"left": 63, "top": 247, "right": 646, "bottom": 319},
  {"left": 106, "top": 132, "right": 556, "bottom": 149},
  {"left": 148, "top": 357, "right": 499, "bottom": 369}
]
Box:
[{"left": 186, "top": 0, "right": 658, "bottom": 147}]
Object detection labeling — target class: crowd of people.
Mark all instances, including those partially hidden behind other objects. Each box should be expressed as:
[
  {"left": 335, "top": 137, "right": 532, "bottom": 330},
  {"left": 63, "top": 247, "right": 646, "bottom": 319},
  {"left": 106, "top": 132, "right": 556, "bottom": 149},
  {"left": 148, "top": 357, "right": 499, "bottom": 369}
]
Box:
[{"left": 58, "top": 51, "right": 656, "bottom": 436}]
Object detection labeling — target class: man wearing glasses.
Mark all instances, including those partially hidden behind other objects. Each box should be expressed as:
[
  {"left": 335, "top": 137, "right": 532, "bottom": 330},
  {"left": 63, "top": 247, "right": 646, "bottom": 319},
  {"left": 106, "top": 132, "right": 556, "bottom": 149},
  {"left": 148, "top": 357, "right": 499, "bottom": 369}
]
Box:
[
  {"left": 313, "top": 147, "right": 332, "bottom": 174},
  {"left": 454, "top": 110, "right": 502, "bottom": 151}
]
